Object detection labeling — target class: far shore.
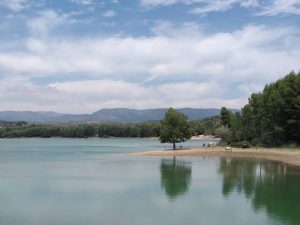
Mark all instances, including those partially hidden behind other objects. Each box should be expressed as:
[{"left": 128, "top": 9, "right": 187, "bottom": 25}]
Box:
[
  {"left": 143, "top": 135, "right": 221, "bottom": 140},
  {"left": 131, "top": 147, "right": 300, "bottom": 167}
]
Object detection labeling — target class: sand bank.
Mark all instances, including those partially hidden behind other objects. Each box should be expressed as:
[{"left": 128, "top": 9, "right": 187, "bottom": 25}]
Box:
[
  {"left": 191, "top": 135, "right": 221, "bottom": 140},
  {"left": 131, "top": 147, "right": 300, "bottom": 167}
]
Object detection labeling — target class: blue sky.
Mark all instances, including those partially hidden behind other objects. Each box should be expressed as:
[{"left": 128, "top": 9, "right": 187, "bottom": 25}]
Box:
[{"left": 0, "top": 0, "right": 299, "bottom": 113}]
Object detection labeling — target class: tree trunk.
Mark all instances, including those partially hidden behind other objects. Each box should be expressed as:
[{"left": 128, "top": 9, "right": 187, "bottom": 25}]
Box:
[{"left": 173, "top": 142, "right": 176, "bottom": 150}]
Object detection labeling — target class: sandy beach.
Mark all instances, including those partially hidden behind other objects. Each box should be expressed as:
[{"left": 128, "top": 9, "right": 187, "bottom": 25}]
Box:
[
  {"left": 131, "top": 147, "right": 300, "bottom": 167},
  {"left": 191, "top": 135, "right": 221, "bottom": 140}
]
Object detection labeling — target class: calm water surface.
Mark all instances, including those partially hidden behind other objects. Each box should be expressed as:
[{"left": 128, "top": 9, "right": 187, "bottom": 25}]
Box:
[{"left": 0, "top": 138, "right": 299, "bottom": 225}]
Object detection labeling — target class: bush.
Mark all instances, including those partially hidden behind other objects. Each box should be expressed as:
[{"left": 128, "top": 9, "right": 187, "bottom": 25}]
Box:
[{"left": 231, "top": 141, "right": 251, "bottom": 148}]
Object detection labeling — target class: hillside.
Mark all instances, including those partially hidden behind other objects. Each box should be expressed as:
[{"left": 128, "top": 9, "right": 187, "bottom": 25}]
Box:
[{"left": 0, "top": 108, "right": 238, "bottom": 123}]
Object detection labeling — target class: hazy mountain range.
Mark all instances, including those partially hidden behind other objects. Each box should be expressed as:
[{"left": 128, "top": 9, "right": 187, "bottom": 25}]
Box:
[{"left": 0, "top": 108, "right": 238, "bottom": 124}]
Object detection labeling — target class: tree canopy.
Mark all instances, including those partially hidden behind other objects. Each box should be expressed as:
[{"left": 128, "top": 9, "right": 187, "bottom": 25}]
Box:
[
  {"left": 224, "top": 71, "right": 300, "bottom": 146},
  {"left": 159, "top": 108, "right": 192, "bottom": 149},
  {"left": 220, "top": 107, "right": 233, "bottom": 127}
]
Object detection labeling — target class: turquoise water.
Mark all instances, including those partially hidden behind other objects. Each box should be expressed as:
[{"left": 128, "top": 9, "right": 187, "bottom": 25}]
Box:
[{"left": 0, "top": 138, "right": 299, "bottom": 225}]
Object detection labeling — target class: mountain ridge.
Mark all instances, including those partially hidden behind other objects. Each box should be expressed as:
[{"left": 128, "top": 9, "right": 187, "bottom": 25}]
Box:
[{"left": 0, "top": 108, "right": 239, "bottom": 123}]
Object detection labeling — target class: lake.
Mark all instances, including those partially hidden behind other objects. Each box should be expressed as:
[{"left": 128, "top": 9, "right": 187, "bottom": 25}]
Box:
[{"left": 0, "top": 138, "right": 299, "bottom": 225}]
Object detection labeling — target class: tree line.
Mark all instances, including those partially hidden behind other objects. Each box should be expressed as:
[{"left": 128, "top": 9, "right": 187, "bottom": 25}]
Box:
[
  {"left": 0, "top": 122, "right": 163, "bottom": 138},
  {"left": 0, "top": 118, "right": 220, "bottom": 139}
]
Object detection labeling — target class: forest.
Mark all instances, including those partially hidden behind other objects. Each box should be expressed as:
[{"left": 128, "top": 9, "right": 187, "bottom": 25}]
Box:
[
  {"left": 218, "top": 71, "right": 300, "bottom": 147},
  {"left": 0, "top": 117, "right": 220, "bottom": 139},
  {"left": 0, "top": 122, "right": 160, "bottom": 138}
]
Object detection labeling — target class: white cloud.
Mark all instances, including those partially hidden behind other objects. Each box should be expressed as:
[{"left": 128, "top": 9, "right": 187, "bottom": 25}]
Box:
[
  {"left": 0, "top": 23, "right": 299, "bottom": 112},
  {"left": 26, "top": 10, "right": 87, "bottom": 37},
  {"left": 48, "top": 80, "right": 151, "bottom": 100},
  {"left": 151, "top": 21, "right": 202, "bottom": 37},
  {"left": 102, "top": 10, "right": 116, "bottom": 17},
  {"left": 70, "top": 0, "right": 93, "bottom": 5},
  {"left": 140, "top": 0, "right": 258, "bottom": 12},
  {"left": 0, "top": 0, "right": 27, "bottom": 12},
  {"left": 258, "top": 0, "right": 300, "bottom": 16},
  {"left": 140, "top": 0, "right": 300, "bottom": 16},
  {"left": 27, "top": 10, "right": 69, "bottom": 36},
  {"left": 191, "top": 0, "right": 244, "bottom": 15},
  {"left": 0, "top": 78, "right": 241, "bottom": 113},
  {"left": 0, "top": 24, "right": 298, "bottom": 81},
  {"left": 238, "top": 82, "right": 264, "bottom": 95}
]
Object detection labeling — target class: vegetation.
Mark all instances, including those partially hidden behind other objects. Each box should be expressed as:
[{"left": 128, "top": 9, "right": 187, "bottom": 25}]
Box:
[
  {"left": 224, "top": 71, "right": 300, "bottom": 147},
  {"left": 0, "top": 120, "right": 27, "bottom": 127},
  {"left": 0, "top": 116, "right": 218, "bottom": 139},
  {"left": 0, "top": 122, "right": 161, "bottom": 138},
  {"left": 159, "top": 108, "right": 192, "bottom": 149},
  {"left": 190, "top": 116, "right": 221, "bottom": 136},
  {"left": 220, "top": 107, "right": 232, "bottom": 127}
]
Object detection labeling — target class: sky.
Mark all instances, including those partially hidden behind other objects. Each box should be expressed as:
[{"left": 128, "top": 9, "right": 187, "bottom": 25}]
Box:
[{"left": 0, "top": 0, "right": 299, "bottom": 113}]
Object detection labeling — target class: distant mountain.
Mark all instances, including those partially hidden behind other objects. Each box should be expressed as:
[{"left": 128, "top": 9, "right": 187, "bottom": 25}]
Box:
[
  {"left": 89, "top": 108, "right": 227, "bottom": 123},
  {"left": 0, "top": 108, "right": 238, "bottom": 123}
]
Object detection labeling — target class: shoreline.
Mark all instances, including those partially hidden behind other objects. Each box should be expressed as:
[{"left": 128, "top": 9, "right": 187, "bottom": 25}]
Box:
[
  {"left": 0, "top": 135, "right": 220, "bottom": 140},
  {"left": 191, "top": 135, "right": 221, "bottom": 140},
  {"left": 131, "top": 147, "right": 300, "bottom": 167}
]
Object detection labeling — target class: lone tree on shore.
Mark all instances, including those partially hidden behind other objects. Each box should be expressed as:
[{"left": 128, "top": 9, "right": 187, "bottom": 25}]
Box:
[{"left": 160, "top": 108, "right": 192, "bottom": 149}]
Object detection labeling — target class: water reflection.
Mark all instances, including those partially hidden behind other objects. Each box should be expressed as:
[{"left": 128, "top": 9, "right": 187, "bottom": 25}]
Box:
[
  {"left": 219, "top": 157, "right": 300, "bottom": 225},
  {"left": 160, "top": 158, "right": 192, "bottom": 200}
]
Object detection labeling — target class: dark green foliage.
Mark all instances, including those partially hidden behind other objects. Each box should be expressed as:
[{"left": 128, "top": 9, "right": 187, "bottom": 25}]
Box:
[
  {"left": 220, "top": 107, "right": 233, "bottom": 127},
  {"left": 228, "top": 71, "right": 300, "bottom": 146},
  {"left": 215, "top": 125, "right": 230, "bottom": 143},
  {"left": 190, "top": 116, "right": 221, "bottom": 135},
  {"left": 0, "top": 120, "right": 27, "bottom": 127},
  {"left": 97, "top": 124, "right": 139, "bottom": 137},
  {"left": 230, "top": 141, "right": 251, "bottom": 148},
  {"left": 159, "top": 108, "right": 192, "bottom": 149},
  {"left": 0, "top": 122, "right": 161, "bottom": 138},
  {"left": 0, "top": 116, "right": 219, "bottom": 139}
]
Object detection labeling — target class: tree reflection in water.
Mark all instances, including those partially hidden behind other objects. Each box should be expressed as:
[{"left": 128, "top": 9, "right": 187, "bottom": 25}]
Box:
[
  {"left": 219, "top": 157, "right": 300, "bottom": 225},
  {"left": 160, "top": 158, "right": 192, "bottom": 200}
]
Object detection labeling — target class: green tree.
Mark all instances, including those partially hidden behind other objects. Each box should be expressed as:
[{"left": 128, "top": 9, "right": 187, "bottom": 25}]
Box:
[
  {"left": 215, "top": 125, "right": 230, "bottom": 143},
  {"left": 228, "top": 71, "right": 300, "bottom": 146},
  {"left": 160, "top": 108, "right": 192, "bottom": 149},
  {"left": 220, "top": 107, "right": 233, "bottom": 127}
]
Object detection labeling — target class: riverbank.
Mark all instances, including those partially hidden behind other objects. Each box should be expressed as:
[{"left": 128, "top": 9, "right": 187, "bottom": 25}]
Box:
[{"left": 131, "top": 147, "right": 300, "bottom": 167}]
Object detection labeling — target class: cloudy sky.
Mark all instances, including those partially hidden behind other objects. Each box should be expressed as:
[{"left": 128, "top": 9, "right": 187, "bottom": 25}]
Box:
[{"left": 0, "top": 0, "right": 299, "bottom": 113}]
